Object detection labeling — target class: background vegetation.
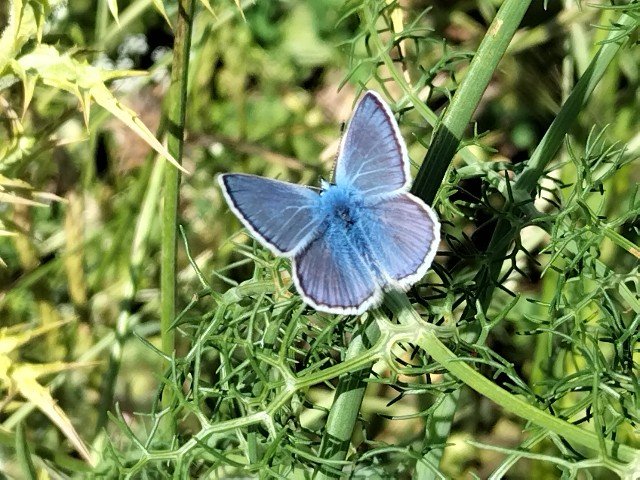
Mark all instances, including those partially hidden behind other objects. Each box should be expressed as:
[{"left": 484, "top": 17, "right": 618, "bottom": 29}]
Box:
[{"left": 0, "top": 0, "right": 638, "bottom": 478}]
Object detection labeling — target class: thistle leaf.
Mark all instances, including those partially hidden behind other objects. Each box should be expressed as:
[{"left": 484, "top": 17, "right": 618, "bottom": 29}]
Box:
[
  {"left": 0, "top": 320, "right": 69, "bottom": 355},
  {"left": 12, "top": 366, "right": 94, "bottom": 464},
  {"left": 15, "top": 45, "right": 188, "bottom": 173},
  {"left": 199, "top": 0, "right": 217, "bottom": 17},
  {"left": 107, "top": 0, "right": 120, "bottom": 24},
  {"left": 151, "top": 0, "right": 173, "bottom": 28}
]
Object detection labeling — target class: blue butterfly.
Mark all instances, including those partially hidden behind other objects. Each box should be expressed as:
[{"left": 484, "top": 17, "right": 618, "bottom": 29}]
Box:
[{"left": 218, "top": 91, "right": 440, "bottom": 314}]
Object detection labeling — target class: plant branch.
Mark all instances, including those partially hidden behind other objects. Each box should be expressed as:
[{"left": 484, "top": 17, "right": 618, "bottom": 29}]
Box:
[
  {"left": 160, "top": 0, "right": 196, "bottom": 438},
  {"left": 412, "top": 0, "right": 533, "bottom": 206}
]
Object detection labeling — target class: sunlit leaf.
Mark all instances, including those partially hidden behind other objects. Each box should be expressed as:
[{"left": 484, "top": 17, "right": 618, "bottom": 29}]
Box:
[
  {"left": 0, "top": 0, "right": 29, "bottom": 75},
  {"left": 152, "top": 0, "right": 173, "bottom": 28},
  {"left": 0, "top": 320, "right": 69, "bottom": 355},
  {"left": 0, "top": 319, "right": 94, "bottom": 464},
  {"left": 233, "top": 0, "right": 246, "bottom": 21},
  {"left": 15, "top": 45, "right": 187, "bottom": 173},
  {"left": 0, "top": 192, "right": 47, "bottom": 207},
  {"left": 12, "top": 364, "right": 94, "bottom": 464},
  {"left": 199, "top": 0, "right": 217, "bottom": 18},
  {"left": 107, "top": 0, "right": 120, "bottom": 24}
]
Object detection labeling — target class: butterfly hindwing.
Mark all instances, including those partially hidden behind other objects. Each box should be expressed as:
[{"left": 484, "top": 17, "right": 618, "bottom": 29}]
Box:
[
  {"left": 218, "top": 174, "right": 322, "bottom": 256},
  {"left": 364, "top": 193, "right": 440, "bottom": 288},
  {"left": 334, "top": 91, "right": 410, "bottom": 197},
  {"left": 292, "top": 225, "right": 380, "bottom": 315}
]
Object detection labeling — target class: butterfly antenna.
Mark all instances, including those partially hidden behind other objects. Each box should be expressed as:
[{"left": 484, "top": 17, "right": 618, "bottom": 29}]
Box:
[{"left": 329, "top": 121, "right": 347, "bottom": 183}]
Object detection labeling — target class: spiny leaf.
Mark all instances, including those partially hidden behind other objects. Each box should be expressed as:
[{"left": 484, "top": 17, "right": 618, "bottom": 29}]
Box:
[
  {"left": 12, "top": 367, "right": 94, "bottom": 464},
  {"left": 107, "top": 0, "right": 120, "bottom": 24},
  {"left": 199, "top": 0, "right": 217, "bottom": 18},
  {"left": 0, "top": 319, "right": 95, "bottom": 465},
  {"left": 0, "top": 175, "right": 35, "bottom": 188},
  {"left": 233, "top": 0, "right": 247, "bottom": 21},
  {"left": 0, "top": 320, "right": 69, "bottom": 355},
  {"left": 151, "top": 0, "right": 173, "bottom": 28},
  {"left": 15, "top": 45, "right": 188, "bottom": 174},
  {"left": 0, "top": 192, "right": 47, "bottom": 207}
]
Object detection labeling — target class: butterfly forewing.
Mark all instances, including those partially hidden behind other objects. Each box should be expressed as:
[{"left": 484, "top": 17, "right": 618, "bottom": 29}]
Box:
[
  {"left": 334, "top": 91, "right": 410, "bottom": 197},
  {"left": 218, "top": 174, "right": 322, "bottom": 256}
]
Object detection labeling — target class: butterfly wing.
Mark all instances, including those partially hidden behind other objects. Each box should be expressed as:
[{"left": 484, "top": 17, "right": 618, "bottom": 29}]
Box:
[
  {"left": 334, "top": 91, "right": 410, "bottom": 197},
  {"left": 365, "top": 193, "right": 440, "bottom": 288},
  {"left": 292, "top": 227, "right": 380, "bottom": 315},
  {"left": 218, "top": 173, "right": 322, "bottom": 256}
]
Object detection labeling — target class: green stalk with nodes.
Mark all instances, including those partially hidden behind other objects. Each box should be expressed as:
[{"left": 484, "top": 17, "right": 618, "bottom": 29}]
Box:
[
  {"left": 160, "top": 0, "right": 197, "bottom": 438},
  {"left": 316, "top": 2, "right": 639, "bottom": 478},
  {"left": 316, "top": 1, "right": 531, "bottom": 476}
]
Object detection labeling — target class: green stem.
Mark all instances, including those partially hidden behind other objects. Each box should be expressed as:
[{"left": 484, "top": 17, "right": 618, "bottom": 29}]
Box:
[
  {"left": 94, "top": 0, "right": 110, "bottom": 50},
  {"left": 412, "top": 0, "right": 532, "bottom": 205},
  {"left": 0, "top": 425, "right": 90, "bottom": 475},
  {"left": 96, "top": 156, "right": 165, "bottom": 433},
  {"left": 125, "top": 298, "right": 639, "bottom": 473},
  {"left": 426, "top": 9, "right": 638, "bottom": 478},
  {"left": 469, "top": 10, "right": 638, "bottom": 316},
  {"left": 386, "top": 295, "right": 637, "bottom": 464},
  {"left": 160, "top": 0, "right": 196, "bottom": 437},
  {"left": 314, "top": 317, "right": 382, "bottom": 479},
  {"left": 416, "top": 329, "right": 637, "bottom": 463},
  {"left": 317, "top": 2, "right": 533, "bottom": 475},
  {"left": 412, "top": 0, "right": 532, "bottom": 475},
  {"left": 514, "top": 17, "right": 638, "bottom": 196}
]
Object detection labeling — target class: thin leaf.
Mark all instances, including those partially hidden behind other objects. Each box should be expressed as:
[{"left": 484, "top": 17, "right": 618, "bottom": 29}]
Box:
[
  {"left": 0, "top": 320, "right": 69, "bottom": 355},
  {"left": 107, "top": 0, "right": 120, "bottom": 24},
  {"left": 15, "top": 45, "right": 188, "bottom": 173},
  {"left": 199, "top": 0, "right": 217, "bottom": 18},
  {"left": 0, "top": 192, "right": 47, "bottom": 207},
  {"left": 233, "top": 0, "right": 247, "bottom": 21},
  {"left": 15, "top": 422, "right": 37, "bottom": 480},
  {"left": 152, "top": 0, "right": 173, "bottom": 28}
]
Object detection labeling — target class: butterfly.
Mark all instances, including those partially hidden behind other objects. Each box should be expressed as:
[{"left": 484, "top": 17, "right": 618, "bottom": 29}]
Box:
[{"left": 218, "top": 91, "right": 440, "bottom": 315}]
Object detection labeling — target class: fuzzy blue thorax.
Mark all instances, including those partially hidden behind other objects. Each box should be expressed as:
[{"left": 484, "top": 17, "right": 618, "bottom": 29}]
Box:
[{"left": 318, "top": 183, "right": 366, "bottom": 230}]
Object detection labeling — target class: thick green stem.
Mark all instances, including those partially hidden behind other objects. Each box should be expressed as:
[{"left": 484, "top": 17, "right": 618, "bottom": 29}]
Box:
[
  {"left": 414, "top": 0, "right": 532, "bottom": 475},
  {"left": 386, "top": 294, "right": 637, "bottom": 464},
  {"left": 316, "top": 2, "right": 533, "bottom": 476},
  {"left": 314, "top": 317, "right": 382, "bottom": 479},
  {"left": 160, "top": 0, "right": 196, "bottom": 436},
  {"left": 415, "top": 329, "right": 637, "bottom": 463},
  {"left": 425, "top": 9, "right": 638, "bottom": 478},
  {"left": 412, "top": 0, "right": 533, "bottom": 205}
]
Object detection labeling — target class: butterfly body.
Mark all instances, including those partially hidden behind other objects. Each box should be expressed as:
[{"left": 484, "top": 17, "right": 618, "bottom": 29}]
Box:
[
  {"left": 219, "top": 91, "right": 440, "bottom": 314},
  {"left": 319, "top": 183, "right": 362, "bottom": 228}
]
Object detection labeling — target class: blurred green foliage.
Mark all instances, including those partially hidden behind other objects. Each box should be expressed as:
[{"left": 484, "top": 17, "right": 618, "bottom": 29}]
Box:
[{"left": 0, "top": 0, "right": 638, "bottom": 478}]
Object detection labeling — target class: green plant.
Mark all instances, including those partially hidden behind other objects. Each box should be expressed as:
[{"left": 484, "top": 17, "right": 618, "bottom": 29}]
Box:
[{"left": 0, "top": 1, "right": 638, "bottom": 478}]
